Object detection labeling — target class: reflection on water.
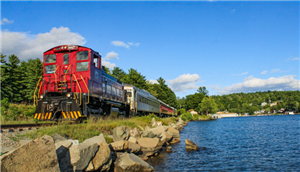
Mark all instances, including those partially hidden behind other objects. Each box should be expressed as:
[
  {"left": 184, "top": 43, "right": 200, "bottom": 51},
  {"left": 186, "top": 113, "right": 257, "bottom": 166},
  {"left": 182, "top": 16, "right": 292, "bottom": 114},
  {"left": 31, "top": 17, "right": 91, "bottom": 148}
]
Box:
[{"left": 148, "top": 115, "right": 300, "bottom": 171}]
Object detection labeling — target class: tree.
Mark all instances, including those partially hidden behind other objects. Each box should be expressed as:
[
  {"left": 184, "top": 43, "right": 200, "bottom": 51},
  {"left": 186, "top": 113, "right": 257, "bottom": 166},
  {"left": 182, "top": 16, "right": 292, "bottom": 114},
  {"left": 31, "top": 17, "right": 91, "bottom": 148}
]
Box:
[
  {"left": 198, "top": 97, "right": 218, "bottom": 115},
  {"left": 102, "top": 66, "right": 111, "bottom": 74},
  {"left": 112, "top": 67, "right": 126, "bottom": 81},
  {"left": 123, "top": 68, "right": 148, "bottom": 90},
  {"left": 186, "top": 93, "right": 205, "bottom": 111},
  {"left": 197, "top": 86, "right": 209, "bottom": 96},
  {"left": 2, "top": 54, "right": 23, "bottom": 102}
]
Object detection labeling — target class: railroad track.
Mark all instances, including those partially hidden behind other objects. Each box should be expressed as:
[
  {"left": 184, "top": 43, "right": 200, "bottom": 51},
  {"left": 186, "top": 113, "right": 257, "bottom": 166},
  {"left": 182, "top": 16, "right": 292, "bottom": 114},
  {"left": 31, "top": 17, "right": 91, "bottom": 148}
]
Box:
[{"left": 1, "top": 123, "right": 56, "bottom": 133}]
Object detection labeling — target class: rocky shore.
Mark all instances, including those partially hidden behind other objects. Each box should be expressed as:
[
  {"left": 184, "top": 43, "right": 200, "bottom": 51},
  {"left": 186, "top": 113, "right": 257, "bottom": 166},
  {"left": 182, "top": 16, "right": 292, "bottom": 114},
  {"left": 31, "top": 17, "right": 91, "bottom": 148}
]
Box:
[{"left": 1, "top": 117, "right": 190, "bottom": 172}]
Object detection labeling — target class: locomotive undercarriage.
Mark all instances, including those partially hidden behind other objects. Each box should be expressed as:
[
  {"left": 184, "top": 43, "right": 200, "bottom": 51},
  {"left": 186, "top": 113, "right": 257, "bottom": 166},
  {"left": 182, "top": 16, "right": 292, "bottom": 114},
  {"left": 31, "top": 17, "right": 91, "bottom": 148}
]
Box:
[{"left": 34, "top": 92, "right": 130, "bottom": 121}]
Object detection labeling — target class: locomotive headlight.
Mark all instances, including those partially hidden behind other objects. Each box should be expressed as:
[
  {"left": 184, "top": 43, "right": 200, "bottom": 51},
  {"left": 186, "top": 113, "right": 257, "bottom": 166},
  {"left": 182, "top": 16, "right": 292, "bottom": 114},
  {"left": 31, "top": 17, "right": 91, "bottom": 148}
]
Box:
[
  {"left": 40, "top": 95, "right": 43, "bottom": 99},
  {"left": 67, "top": 93, "right": 71, "bottom": 97}
]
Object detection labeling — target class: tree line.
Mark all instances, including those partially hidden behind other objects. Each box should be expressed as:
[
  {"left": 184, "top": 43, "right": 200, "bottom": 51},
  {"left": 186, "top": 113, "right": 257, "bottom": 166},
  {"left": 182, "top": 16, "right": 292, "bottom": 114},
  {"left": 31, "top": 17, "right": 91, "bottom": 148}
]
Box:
[{"left": 177, "top": 88, "right": 300, "bottom": 115}]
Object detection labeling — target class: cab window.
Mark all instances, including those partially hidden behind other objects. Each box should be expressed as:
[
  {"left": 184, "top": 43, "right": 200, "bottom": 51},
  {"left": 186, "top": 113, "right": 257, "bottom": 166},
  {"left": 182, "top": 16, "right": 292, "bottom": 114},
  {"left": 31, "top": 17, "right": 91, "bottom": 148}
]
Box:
[
  {"left": 45, "top": 65, "right": 56, "bottom": 74},
  {"left": 76, "top": 51, "right": 89, "bottom": 60},
  {"left": 45, "top": 54, "right": 56, "bottom": 63},
  {"left": 76, "top": 62, "right": 89, "bottom": 71}
]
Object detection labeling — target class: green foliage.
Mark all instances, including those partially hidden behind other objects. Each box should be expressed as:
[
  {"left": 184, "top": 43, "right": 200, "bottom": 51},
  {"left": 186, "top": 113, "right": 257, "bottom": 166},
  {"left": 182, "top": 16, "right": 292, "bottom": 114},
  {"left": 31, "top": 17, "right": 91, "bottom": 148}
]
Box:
[
  {"left": 211, "top": 90, "right": 300, "bottom": 114},
  {"left": 197, "top": 86, "right": 209, "bottom": 96},
  {"left": 186, "top": 93, "right": 205, "bottom": 111},
  {"left": 192, "top": 114, "right": 200, "bottom": 121},
  {"left": 177, "top": 108, "right": 186, "bottom": 115},
  {"left": 181, "top": 112, "right": 193, "bottom": 121},
  {"left": 122, "top": 68, "right": 148, "bottom": 90},
  {"left": 112, "top": 67, "right": 126, "bottom": 81},
  {"left": 1, "top": 102, "right": 36, "bottom": 121},
  {"left": 199, "top": 97, "right": 218, "bottom": 115}
]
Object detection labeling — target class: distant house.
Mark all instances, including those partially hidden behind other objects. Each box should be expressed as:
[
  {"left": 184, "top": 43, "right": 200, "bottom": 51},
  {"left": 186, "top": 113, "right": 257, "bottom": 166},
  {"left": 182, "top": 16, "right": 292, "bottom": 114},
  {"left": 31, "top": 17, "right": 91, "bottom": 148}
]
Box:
[
  {"left": 270, "top": 102, "right": 277, "bottom": 107},
  {"left": 187, "top": 109, "right": 198, "bottom": 115},
  {"left": 261, "top": 102, "right": 268, "bottom": 107}
]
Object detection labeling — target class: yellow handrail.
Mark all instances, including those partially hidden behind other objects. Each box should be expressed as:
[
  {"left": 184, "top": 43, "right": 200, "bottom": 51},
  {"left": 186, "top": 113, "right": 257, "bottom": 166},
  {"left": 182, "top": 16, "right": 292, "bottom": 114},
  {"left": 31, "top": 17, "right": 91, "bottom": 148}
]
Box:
[
  {"left": 37, "top": 80, "right": 43, "bottom": 105},
  {"left": 33, "top": 76, "right": 42, "bottom": 106},
  {"left": 54, "top": 66, "right": 59, "bottom": 90},
  {"left": 64, "top": 65, "right": 71, "bottom": 82},
  {"left": 72, "top": 74, "right": 82, "bottom": 106},
  {"left": 80, "top": 75, "right": 89, "bottom": 104}
]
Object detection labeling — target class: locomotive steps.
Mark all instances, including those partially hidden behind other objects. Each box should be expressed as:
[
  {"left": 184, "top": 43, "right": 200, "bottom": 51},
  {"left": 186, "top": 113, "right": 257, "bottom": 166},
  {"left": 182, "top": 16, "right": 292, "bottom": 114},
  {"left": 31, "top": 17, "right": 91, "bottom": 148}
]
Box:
[{"left": 0, "top": 116, "right": 189, "bottom": 172}]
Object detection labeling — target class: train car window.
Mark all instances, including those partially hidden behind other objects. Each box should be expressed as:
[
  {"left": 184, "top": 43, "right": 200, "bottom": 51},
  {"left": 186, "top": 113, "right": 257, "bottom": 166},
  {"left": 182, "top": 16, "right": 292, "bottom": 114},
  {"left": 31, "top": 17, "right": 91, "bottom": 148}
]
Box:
[
  {"left": 63, "top": 54, "right": 69, "bottom": 65},
  {"left": 76, "top": 62, "right": 89, "bottom": 71},
  {"left": 45, "top": 65, "right": 56, "bottom": 74},
  {"left": 112, "top": 87, "right": 116, "bottom": 95},
  {"left": 107, "top": 85, "right": 112, "bottom": 94},
  {"left": 128, "top": 92, "right": 132, "bottom": 97},
  {"left": 116, "top": 89, "right": 119, "bottom": 96},
  {"left": 102, "top": 83, "right": 106, "bottom": 95},
  {"left": 45, "top": 54, "right": 56, "bottom": 63},
  {"left": 138, "top": 96, "right": 141, "bottom": 101},
  {"left": 76, "top": 51, "right": 89, "bottom": 60}
]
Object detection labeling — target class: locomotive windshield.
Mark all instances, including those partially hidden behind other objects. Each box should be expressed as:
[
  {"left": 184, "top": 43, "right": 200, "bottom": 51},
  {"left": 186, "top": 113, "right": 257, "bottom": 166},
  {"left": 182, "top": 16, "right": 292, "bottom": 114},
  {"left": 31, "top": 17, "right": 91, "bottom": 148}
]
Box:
[
  {"left": 45, "top": 54, "right": 56, "bottom": 63},
  {"left": 63, "top": 54, "right": 69, "bottom": 64}
]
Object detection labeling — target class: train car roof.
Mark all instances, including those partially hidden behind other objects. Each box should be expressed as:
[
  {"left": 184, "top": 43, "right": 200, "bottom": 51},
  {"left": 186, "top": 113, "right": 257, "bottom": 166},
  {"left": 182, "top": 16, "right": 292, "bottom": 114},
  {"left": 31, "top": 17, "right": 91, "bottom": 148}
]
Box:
[{"left": 44, "top": 45, "right": 99, "bottom": 54}]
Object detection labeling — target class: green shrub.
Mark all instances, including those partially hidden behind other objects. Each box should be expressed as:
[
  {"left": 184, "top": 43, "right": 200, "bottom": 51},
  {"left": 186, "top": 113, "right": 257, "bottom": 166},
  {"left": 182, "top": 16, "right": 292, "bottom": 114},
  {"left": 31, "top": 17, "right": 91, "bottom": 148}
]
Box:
[
  {"left": 192, "top": 114, "right": 200, "bottom": 121},
  {"left": 177, "top": 109, "right": 186, "bottom": 115},
  {"left": 181, "top": 112, "right": 193, "bottom": 121}
]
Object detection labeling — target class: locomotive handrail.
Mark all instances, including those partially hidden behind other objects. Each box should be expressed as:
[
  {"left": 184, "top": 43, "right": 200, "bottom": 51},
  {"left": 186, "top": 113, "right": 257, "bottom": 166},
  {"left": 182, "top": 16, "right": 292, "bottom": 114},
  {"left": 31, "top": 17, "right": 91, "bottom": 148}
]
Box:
[
  {"left": 38, "top": 79, "right": 43, "bottom": 100},
  {"left": 33, "top": 76, "right": 42, "bottom": 106},
  {"left": 80, "top": 75, "right": 89, "bottom": 104},
  {"left": 72, "top": 74, "right": 82, "bottom": 106},
  {"left": 54, "top": 65, "right": 59, "bottom": 91},
  {"left": 64, "top": 65, "right": 71, "bottom": 82}
]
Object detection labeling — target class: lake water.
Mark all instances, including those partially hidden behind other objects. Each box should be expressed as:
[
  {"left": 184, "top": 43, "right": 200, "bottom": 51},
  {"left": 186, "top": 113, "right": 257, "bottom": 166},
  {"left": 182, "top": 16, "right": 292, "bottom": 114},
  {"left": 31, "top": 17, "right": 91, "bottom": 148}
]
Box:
[{"left": 148, "top": 115, "right": 300, "bottom": 171}]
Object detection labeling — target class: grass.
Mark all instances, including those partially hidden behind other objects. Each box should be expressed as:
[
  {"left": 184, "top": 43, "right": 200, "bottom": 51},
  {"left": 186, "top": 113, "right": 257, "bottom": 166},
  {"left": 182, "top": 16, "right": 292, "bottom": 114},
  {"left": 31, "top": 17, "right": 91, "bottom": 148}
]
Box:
[{"left": 21, "top": 115, "right": 179, "bottom": 143}]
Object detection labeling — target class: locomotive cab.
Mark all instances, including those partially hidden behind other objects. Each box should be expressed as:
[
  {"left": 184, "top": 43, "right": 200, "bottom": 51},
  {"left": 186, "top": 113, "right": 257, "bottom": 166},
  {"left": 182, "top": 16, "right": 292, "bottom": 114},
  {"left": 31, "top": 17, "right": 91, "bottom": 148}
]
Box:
[{"left": 34, "top": 45, "right": 130, "bottom": 121}]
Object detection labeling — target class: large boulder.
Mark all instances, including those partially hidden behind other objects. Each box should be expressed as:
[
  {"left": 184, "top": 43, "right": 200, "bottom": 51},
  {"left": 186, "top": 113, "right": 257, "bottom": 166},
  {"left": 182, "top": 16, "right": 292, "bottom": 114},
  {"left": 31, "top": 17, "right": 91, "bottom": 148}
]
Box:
[
  {"left": 86, "top": 142, "right": 112, "bottom": 172},
  {"left": 130, "top": 128, "right": 141, "bottom": 138},
  {"left": 128, "top": 142, "right": 141, "bottom": 154},
  {"left": 150, "top": 118, "right": 158, "bottom": 127},
  {"left": 113, "top": 126, "right": 130, "bottom": 141},
  {"left": 71, "top": 135, "right": 106, "bottom": 171},
  {"left": 114, "top": 152, "right": 155, "bottom": 172},
  {"left": 52, "top": 133, "right": 67, "bottom": 143},
  {"left": 55, "top": 140, "right": 74, "bottom": 172},
  {"left": 0, "top": 146, "right": 15, "bottom": 155},
  {"left": 1, "top": 135, "right": 60, "bottom": 172},
  {"left": 147, "top": 126, "right": 167, "bottom": 145},
  {"left": 167, "top": 127, "right": 180, "bottom": 144},
  {"left": 185, "top": 139, "right": 199, "bottom": 151},
  {"left": 110, "top": 140, "right": 128, "bottom": 152},
  {"left": 137, "top": 138, "right": 162, "bottom": 157},
  {"left": 141, "top": 130, "right": 156, "bottom": 138}
]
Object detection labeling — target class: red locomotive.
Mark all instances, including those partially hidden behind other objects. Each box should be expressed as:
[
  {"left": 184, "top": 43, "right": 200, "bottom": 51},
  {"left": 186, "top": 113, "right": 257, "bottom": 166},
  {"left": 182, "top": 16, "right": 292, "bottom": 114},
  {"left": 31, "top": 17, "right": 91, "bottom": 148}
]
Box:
[{"left": 34, "top": 45, "right": 129, "bottom": 121}]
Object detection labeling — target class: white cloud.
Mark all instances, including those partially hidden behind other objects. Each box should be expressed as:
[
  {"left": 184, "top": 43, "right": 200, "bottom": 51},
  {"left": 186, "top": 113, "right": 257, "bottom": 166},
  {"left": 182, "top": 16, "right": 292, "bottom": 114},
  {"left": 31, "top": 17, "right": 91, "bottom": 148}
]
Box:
[
  {"left": 128, "top": 42, "right": 140, "bottom": 47},
  {"left": 217, "top": 75, "right": 300, "bottom": 95},
  {"left": 148, "top": 79, "right": 159, "bottom": 84},
  {"left": 233, "top": 72, "right": 248, "bottom": 76},
  {"left": 167, "top": 73, "right": 200, "bottom": 92},
  {"left": 209, "top": 84, "right": 221, "bottom": 91},
  {"left": 105, "top": 51, "right": 119, "bottom": 60},
  {"left": 271, "top": 69, "right": 281, "bottom": 73},
  {"left": 292, "top": 57, "right": 299, "bottom": 61},
  {"left": 111, "top": 41, "right": 129, "bottom": 49},
  {"left": 0, "top": 27, "right": 86, "bottom": 61},
  {"left": 102, "top": 60, "right": 116, "bottom": 69},
  {"left": 111, "top": 41, "right": 140, "bottom": 49},
  {"left": 1, "top": 18, "right": 14, "bottom": 25},
  {"left": 261, "top": 70, "right": 268, "bottom": 75},
  {"left": 230, "top": 9, "right": 236, "bottom": 14}
]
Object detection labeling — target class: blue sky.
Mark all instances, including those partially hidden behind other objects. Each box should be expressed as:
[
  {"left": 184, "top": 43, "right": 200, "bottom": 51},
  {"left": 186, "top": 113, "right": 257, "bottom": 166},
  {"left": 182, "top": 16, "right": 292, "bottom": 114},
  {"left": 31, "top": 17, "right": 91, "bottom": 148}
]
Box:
[{"left": 1, "top": 1, "right": 299, "bottom": 98}]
